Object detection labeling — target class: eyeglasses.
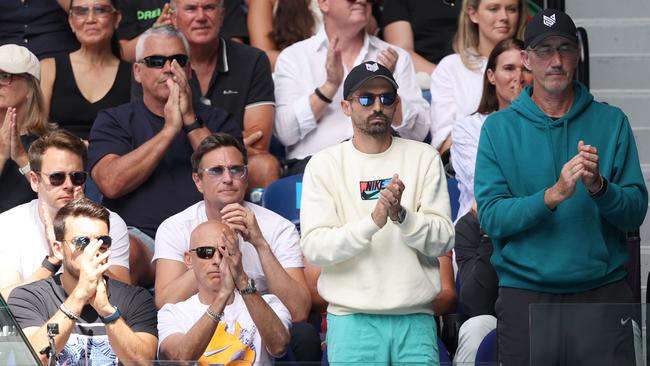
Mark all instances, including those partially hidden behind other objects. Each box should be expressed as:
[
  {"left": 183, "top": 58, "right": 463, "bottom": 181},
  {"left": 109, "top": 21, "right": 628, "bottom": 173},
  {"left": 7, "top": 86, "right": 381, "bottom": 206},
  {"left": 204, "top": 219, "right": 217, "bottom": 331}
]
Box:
[
  {"left": 63, "top": 235, "right": 112, "bottom": 251},
  {"left": 351, "top": 93, "right": 397, "bottom": 107},
  {"left": 0, "top": 72, "right": 27, "bottom": 86},
  {"left": 530, "top": 44, "right": 579, "bottom": 60},
  {"left": 199, "top": 165, "right": 248, "bottom": 180},
  {"left": 37, "top": 171, "right": 88, "bottom": 187},
  {"left": 70, "top": 4, "right": 117, "bottom": 19},
  {"left": 189, "top": 246, "right": 219, "bottom": 259},
  {"left": 138, "top": 54, "right": 189, "bottom": 68}
]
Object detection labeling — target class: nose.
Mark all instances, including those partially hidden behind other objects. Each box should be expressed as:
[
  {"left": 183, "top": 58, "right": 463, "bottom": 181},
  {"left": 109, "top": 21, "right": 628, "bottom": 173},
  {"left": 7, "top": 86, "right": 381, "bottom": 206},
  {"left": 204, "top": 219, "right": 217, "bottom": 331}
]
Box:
[{"left": 498, "top": 7, "right": 508, "bottom": 21}]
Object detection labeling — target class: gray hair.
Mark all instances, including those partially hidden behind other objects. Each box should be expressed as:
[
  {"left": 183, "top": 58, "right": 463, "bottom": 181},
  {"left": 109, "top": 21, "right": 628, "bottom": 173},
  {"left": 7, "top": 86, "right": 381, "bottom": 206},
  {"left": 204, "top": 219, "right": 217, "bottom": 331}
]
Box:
[
  {"left": 169, "top": 0, "right": 224, "bottom": 12},
  {"left": 135, "top": 25, "right": 191, "bottom": 61}
]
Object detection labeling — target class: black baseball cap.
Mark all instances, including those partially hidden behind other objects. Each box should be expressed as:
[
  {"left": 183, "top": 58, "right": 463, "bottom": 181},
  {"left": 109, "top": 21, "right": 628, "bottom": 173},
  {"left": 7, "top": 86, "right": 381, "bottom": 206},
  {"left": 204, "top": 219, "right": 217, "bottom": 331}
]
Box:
[
  {"left": 343, "top": 61, "right": 399, "bottom": 100},
  {"left": 524, "top": 9, "right": 578, "bottom": 49}
]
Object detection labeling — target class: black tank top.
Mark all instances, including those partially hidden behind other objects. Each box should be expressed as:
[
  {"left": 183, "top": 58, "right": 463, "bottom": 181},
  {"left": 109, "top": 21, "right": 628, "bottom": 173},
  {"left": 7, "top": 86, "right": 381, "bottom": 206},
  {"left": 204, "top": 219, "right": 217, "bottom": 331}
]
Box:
[{"left": 49, "top": 54, "right": 131, "bottom": 140}]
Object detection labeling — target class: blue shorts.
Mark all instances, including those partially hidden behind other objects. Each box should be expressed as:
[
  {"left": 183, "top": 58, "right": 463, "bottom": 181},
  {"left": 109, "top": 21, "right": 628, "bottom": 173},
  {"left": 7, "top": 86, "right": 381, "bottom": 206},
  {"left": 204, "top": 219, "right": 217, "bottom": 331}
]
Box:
[{"left": 326, "top": 312, "right": 438, "bottom": 365}]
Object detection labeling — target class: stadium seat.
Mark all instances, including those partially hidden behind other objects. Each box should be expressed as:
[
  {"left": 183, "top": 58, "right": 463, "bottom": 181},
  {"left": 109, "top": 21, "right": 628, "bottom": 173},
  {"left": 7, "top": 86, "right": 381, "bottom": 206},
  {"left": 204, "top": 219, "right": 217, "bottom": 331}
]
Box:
[
  {"left": 261, "top": 174, "right": 303, "bottom": 228},
  {"left": 475, "top": 328, "right": 497, "bottom": 365},
  {"left": 447, "top": 176, "right": 461, "bottom": 222}
]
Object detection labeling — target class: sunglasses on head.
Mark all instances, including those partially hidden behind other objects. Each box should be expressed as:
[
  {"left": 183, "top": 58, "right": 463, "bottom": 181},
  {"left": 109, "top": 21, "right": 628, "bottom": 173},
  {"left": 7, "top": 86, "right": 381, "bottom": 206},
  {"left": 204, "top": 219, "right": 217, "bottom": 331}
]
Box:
[
  {"left": 190, "top": 246, "right": 220, "bottom": 259},
  {"left": 199, "top": 165, "right": 248, "bottom": 180},
  {"left": 138, "top": 54, "right": 189, "bottom": 68},
  {"left": 38, "top": 171, "right": 88, "bottom": 187},
  {"left": 351, "top": 93, "right": 397, "bottom": 107},
  {"left": 64, "top": 235, "right": 112, "bottom": 251}
]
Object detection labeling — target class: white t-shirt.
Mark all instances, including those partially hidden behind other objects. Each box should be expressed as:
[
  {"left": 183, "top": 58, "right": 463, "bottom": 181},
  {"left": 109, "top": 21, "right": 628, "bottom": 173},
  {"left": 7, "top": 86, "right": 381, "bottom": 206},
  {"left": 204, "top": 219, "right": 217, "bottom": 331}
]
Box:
[
  {"left": 154, "top": 201, "right": 303, "bottom": 295},
  {"left": 158, "top": 292, "right": 291, "bottom": 365},
  {"left": 0, "top": 199, "right": 130, "bottom": 281},
  {"left": 429, "top": 52, "right": 487, "bottom": 149}
]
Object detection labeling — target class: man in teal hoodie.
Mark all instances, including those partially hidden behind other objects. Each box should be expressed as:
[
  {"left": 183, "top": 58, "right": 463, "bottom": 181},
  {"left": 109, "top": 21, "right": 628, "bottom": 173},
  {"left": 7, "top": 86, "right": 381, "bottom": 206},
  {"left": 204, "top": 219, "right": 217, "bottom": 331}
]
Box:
[{"left": 475, "top": 9, "right": 648, "bottom": 366}]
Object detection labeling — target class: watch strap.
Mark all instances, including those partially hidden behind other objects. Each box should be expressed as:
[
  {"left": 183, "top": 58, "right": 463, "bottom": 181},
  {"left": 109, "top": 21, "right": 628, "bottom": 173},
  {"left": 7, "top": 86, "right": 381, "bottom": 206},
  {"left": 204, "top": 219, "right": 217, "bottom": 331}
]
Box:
[
  {"left": 41, "top": 256, "right": 61, "bottom": 273},
  {"left": 100, "top": 306, "right": 121, "bottom": 324},
  {"left": 238, "top": 278, "right": 257, "bottom": 295},
  {"left": 183, "top": 115, "right": 204, "bottom": 134}
]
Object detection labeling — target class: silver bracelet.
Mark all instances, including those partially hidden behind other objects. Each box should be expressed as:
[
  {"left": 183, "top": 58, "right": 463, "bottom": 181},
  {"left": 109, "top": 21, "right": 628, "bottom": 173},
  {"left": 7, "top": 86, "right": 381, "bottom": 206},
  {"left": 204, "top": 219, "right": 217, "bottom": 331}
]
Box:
[
  {"left": 59, "top": 303, "right": 80, "bottom": 321},
  {"left": 205, "top": 308, "right": 224, "bottom": 323}
]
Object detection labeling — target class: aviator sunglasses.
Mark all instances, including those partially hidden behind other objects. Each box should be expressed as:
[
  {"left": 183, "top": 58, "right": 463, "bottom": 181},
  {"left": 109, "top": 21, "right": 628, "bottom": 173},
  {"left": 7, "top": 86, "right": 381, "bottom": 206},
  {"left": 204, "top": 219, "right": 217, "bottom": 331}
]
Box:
[
  {"left": 138, "top": 54, "right": 189, "bottom": 68},
  {"left": 63, "top": 235, "right": 113, "bottom": 251},
  {"left": 198, "top": 165, "right": 248, "bottom": 180},
  {"left": 351, "top": 92, "right": 397, "bottom": 107},
  {"left": 190, "top": 246, "right": 220, "bottom": 259},
  {"left": 38, "top": 171, "right": 88, "bottom": 187}
]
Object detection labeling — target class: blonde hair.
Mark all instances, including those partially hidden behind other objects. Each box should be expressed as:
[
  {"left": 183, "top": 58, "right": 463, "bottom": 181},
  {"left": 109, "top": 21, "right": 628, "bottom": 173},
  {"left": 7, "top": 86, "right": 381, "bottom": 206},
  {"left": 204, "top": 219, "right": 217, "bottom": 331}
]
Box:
[
  {"left": 453, "top": 0, "right": 528, "bottom": 70},
  {"left": 22, "top": 76, "right": 57, "bottom": 136}
]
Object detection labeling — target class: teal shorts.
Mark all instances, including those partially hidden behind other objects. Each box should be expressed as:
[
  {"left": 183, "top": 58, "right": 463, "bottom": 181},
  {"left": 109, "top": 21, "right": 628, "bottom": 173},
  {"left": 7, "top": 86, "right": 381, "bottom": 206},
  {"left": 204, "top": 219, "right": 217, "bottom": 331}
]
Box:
[{"left": 326, "top": 312, "right": 439, "bottom": 366}]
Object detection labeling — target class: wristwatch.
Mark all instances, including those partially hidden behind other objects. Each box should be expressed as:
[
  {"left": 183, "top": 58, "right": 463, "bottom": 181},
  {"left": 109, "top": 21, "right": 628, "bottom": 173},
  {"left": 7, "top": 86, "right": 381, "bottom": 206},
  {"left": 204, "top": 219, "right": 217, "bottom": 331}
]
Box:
[
  {"left": 183, "top": 115, "right": 204, "bottom": 134},
  {"left": 238, "top": 278, "right": 257, "bottom": 295},
  {"left": 392, "top": 206, "right": 407, "bottom": 224}
]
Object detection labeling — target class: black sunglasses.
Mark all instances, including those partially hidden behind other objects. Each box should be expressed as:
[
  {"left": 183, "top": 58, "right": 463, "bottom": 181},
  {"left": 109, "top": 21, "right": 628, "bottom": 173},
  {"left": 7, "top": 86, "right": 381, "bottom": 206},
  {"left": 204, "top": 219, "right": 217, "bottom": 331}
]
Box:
[
  {"left": 38, "top": 171, "right": 88, "bottom": 187},
  {"left": 138, "top": 54, "right": 189, "bottom": 68},
  {"left": 189, "top": 246, "right": 220, "bottom": 259},
  {"left": 352, "top": 93, "right": 397, "bottom": 107},
  {"left": 64, "top": 235, "right": 112, "bottom": 251}
]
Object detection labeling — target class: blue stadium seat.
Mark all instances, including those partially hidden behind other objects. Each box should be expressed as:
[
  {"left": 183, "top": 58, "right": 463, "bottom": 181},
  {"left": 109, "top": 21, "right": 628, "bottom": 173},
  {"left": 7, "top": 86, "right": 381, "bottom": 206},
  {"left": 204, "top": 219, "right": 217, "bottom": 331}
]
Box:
[
  {"left": 447, "top": 176, "right": 461, "bottom": 222},
  {"left": 261, "top": 174, "right": 303, "bottom": 227},
  {"left": 475, "top": 328, "right": 497, "bottom": 365}
]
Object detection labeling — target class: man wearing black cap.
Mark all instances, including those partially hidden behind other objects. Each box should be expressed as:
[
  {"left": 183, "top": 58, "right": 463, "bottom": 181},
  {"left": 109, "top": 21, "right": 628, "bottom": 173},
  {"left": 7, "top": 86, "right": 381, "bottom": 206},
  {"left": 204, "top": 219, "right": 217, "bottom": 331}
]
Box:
[
  {"left": 300, "top": 61, "right": 454, "bottom": 364},
  {"left": 475, "top": 9, "right": 647, "bottom": 365}
]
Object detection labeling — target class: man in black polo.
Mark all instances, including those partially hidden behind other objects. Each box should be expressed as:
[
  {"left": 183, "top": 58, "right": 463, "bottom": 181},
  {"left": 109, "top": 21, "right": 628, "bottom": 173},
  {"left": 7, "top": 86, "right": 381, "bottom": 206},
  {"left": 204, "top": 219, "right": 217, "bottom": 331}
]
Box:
[{"left": 171, "top": 0, "right": 279, "bottom": 189}]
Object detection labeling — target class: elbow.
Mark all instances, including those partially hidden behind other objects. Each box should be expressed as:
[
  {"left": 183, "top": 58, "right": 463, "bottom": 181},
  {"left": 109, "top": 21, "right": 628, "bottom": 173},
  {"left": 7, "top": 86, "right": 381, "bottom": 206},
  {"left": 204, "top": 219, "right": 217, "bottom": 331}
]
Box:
[
  {"left": 290, "top": 300, "right": 310, "bottom": 323},
  {"left": 267, "top": 329, "right": 291, "bottom": 358}
]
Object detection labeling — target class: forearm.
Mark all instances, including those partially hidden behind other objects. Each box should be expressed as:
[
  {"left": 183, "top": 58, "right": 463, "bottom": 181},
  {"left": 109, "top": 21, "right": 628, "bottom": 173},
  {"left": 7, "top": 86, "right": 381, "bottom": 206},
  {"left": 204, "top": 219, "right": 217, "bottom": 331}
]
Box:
[
  {"left": 155, "top": 269, "right": 198, "bottom": 309},
  {"left": 241, "top": 293, "right": 290, "bottom": 356},
  {"left": 410, "top": 51, "right": 436, "bottom": 75},
  {"left": 432, "top": 288, "right": 457, "bottom": 315},
  {"left": 301, "top": 217, "right": 378, "bottom": 266},
  {"left": 93, "top": 128, "right": 177, "bottom": 198},
  {"left": 186, "top": 127, "right": 211, "bottom": 150},
  {"left": 309, "top": 81, "right": 337, "bottom": 122},
  {"left": 255, "top": 244, "right": 310, "bottom": 321},
  {"left": 105, "top": 321, "right": 156, "bottom": 364},
  {"left": 161, "top": 293, "right": 229, "bottom": 360}
]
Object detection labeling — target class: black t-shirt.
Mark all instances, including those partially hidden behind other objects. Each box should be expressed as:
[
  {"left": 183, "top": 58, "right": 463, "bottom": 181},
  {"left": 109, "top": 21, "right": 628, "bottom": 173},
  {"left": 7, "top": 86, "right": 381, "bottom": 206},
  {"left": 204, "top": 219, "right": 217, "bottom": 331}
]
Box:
[
  {"left": 379, "top": 0, "right": 460, "bottom": 64},
  {"left": 0, "top": 134, "right": 38, "bottom": 213},
  {"left": 87, "top": 100, "right": 241, "bottom": 238},
  {"left": 8, "top": 275, "right": 157, "bottom": 364},
  {"left": 0, "top": 0, "right": 79, "bottom": 59},
  {"left": 115, "top": 0, "right": 247, "bottom": 41}
]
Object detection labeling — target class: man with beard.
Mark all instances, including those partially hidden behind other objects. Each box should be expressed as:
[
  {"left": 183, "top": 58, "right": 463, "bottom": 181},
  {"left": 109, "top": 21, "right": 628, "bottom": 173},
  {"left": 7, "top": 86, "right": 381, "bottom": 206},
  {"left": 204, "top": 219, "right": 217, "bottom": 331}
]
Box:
[
  {"left": 300, "top": 61, "right": 454, "bottom": 364},
  {"left": 88, "top": 26, "right": 240, "bottom": 285}
]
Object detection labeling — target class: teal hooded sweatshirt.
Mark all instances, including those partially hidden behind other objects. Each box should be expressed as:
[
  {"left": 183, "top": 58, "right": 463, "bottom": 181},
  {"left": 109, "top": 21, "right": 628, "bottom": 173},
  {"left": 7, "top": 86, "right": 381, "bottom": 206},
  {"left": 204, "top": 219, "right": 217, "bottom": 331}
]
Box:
[{"left": 474, "top": 81, "right": 648, "bottom": 293}]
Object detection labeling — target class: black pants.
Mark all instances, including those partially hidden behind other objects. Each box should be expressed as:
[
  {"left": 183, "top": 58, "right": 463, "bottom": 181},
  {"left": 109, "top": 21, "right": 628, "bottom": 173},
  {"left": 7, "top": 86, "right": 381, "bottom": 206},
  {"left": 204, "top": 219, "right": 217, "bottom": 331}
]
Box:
[
  {"left": 496, "top": 280, "right": 638, "bottom": 366},
  {"left": 454, "top": 212, "right": 498, "bottom": 317},
  {"left": 290, "top": 321, "right": 322, "bottom": 365}
]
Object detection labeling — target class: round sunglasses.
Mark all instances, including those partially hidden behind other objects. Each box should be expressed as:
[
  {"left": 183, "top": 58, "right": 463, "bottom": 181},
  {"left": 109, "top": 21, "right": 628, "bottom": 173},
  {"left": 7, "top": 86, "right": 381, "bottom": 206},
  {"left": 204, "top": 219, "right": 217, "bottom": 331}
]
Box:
[
  {"left": 63, "top": 235, "right": 112, "bottom": 251},
  {"left": 37, "top": 171, "right": 88, "bottom": 187}
]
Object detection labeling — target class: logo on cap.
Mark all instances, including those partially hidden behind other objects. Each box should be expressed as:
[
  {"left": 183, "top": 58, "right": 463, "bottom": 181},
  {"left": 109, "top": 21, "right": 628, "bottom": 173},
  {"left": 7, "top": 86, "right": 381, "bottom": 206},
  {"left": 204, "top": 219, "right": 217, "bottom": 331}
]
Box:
[
  {"left": 365, "top": 62, "right": 379, "bottom": 72},
  {"left": 543, "top": 14, "right": 556, "bottom": 27}
]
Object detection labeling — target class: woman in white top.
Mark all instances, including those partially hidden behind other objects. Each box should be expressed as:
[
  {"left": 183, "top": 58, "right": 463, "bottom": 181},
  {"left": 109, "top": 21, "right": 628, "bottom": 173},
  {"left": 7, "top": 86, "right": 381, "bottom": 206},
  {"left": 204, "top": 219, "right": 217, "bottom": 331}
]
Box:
[
  {"left": 450, "top": 38, "right": 532, "bottom": 365},
  {"left": 429, "top": 0, "right": 528, "bottom": 157}
]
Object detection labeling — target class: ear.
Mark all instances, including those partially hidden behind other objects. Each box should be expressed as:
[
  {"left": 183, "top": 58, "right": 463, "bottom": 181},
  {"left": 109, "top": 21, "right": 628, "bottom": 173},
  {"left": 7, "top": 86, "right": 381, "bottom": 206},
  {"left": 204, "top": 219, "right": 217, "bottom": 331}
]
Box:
[
  {"left": 487, "top": 68, "right": 497, "bottom": 85},
  {"left": 341, "top": 100, "right": 352, "bottom": 117},
  {"left": 184, "top": 251, "right": 193, "bottom": 268},
  {"left": 318, "top": 0, "right": 328, "bottom": 14},
  {"left": 521, "top": 50, "right": 532, "bottom": 71},
  {"left": 52, "top": 240, "right": 65, "bottom": 261},
  {"left": 192, "top": 172, "right": 204, "bottom": 194},
  {"left": 28, "top": 170, "right": 40, "bottom": 193},
  {"left": 467, "top": 6, "right": 479, "bottom": 24},
  {"left": 133, "top": 63, "right": 142, "bottom": 83}
]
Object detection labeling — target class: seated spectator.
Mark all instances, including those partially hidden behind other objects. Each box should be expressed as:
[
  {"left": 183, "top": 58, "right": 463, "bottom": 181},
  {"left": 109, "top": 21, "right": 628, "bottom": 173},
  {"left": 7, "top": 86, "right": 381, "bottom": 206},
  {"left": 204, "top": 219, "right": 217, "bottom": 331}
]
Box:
[
  {"left": 116, "top": 0, "right": 249, "bottom": 62},
  {"left": 8, "top": 198, "right": 157, "bottom": 365},
  {"left": 88, "top": 26, "right": 240, "bottom": 286},
  {"left": 0, "top": 44, "right": 56, "bottom": 213},
  {"left": 274, "top": 0, "right": 430, "bottom": 175},
  {"left": 247, "top": 0, "right": 319, "bottom": 70},
  {"left": 154, "top": 133, "right": 320, "bottom": 361},
  {"left": 429, "top": 0, "right": 527, "bottom": 157},
  {"left": 379, "top": 0, "right": 460, "bottom": 77},
  {"left": 158, "top": 220, "right": 291, "bottom": 364},
  {"left": 170, "top": 0, "right": 279, "bottom": 190},
  {"left": 451, "top": 38, "right": 532, "bottom": 364},
  {"left": 41, "top": 0, "right": 130, "bottom": 142},
  {"left": 0, "top": 130, "right": 131, "bottom": 298},
  {"left": 0, "top": 1, "right": 79, "bottom": 59}
]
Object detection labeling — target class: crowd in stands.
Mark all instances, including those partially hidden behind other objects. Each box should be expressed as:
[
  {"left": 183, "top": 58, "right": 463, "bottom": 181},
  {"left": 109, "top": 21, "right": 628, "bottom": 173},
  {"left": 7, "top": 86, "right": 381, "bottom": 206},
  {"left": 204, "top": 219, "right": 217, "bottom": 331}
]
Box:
[{"left": 0, "top": 1, "right": 647, "bottom": 365}]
